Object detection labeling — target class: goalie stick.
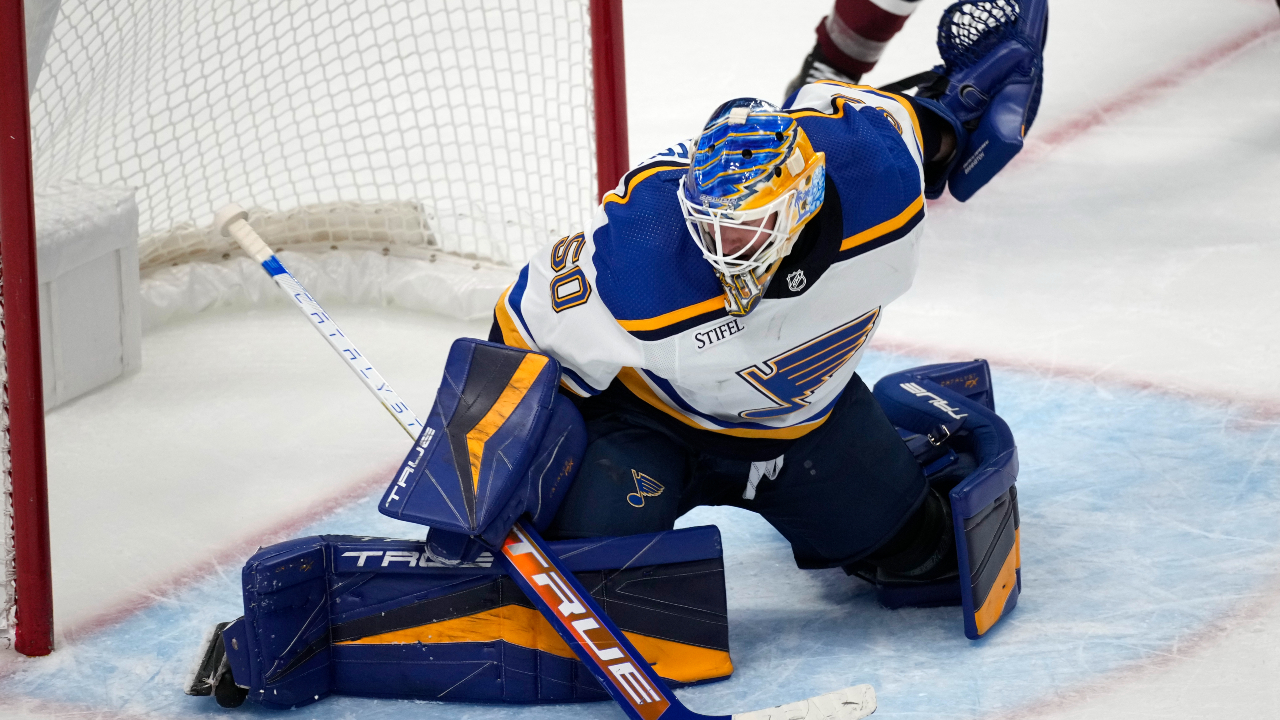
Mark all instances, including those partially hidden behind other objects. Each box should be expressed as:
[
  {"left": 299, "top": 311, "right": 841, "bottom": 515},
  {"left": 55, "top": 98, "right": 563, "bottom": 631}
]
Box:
[{"left": 215, "top": 203, "right": 877, "bottom": 720}]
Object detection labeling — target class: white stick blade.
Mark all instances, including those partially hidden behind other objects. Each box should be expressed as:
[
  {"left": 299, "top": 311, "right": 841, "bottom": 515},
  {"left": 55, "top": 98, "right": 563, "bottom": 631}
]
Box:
[{"left": 732, "top": 684, "right": 876, "bottom": 720}]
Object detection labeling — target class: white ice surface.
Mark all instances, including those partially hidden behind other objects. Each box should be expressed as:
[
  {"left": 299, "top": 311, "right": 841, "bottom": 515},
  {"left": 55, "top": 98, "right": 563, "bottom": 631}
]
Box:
[
  {"left": 36, "top": 305, "right": 489, "bottom": 635},
  {"left": 2, "top": 0, "right": 1280, "bottom": 718},
  {"left": 2, "top": 350, "right": 1278, "bottom": 720}
]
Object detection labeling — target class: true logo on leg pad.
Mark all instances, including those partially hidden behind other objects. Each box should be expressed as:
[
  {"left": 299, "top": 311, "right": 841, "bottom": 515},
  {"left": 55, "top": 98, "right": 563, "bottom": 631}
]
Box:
[{"left": 627, "top": 470, "right": 664, "bottom": 508}]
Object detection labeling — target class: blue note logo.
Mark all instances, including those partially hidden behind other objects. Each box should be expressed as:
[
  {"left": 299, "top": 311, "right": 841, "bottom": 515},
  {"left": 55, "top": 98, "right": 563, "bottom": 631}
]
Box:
[
  {"left": 737, "top": 308, "right": 879, "bottom": 419},
  {"left": 627, "top": 470, "right": 665, "bottom": 508}
]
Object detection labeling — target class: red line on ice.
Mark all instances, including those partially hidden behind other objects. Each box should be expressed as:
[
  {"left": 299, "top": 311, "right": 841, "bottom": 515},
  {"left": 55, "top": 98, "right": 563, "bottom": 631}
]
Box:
[
  {"left": 1030, "top": 18, "right": 1280, "bottom": 154},
  {"left": 991, "top": 571, "right": 1280, "bottom": 720},
  {"left": 873, "top": 336, "right": 1280, "bottom": 420},
  {"left": 927, "top": 17, "right": 1280, "bottom": 208}
]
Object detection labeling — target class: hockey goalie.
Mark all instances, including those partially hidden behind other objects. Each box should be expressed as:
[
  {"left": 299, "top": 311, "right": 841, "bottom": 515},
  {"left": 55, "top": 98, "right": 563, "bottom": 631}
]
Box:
[{"left": 188, "top": 0, "right": 1041, "bottom": 709}]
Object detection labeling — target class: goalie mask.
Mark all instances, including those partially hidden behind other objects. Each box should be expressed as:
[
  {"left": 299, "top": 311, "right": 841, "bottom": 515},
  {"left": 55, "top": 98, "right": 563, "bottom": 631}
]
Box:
[{"left": 679, "top": 98, "right": 826, "bottom": 316}]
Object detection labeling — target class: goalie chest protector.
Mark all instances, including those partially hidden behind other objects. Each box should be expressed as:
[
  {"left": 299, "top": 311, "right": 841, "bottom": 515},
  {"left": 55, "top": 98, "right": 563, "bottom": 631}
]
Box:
[{"left": 496, "top": 84, "right": 929, "bottom": 449}]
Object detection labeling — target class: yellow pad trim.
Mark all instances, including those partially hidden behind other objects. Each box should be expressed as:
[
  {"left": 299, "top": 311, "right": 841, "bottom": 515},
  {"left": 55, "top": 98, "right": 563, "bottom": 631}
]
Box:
[
  {"left": 616, "top": 368, "right": 832, "bottom": 439},
  {"left": 465, "top": 353, "right": 549, "bottom": 492},
  {"left": 338, "top": 604, "right": 734, "bottom": 685},
  {"left": 973, "top": 529, "right": 1021, "bottom": 636},
  {"left": 630, "top": 628, "right": 734, "bottom": 685},
  {"left": 616, "top": 296, "right": 725, "bottom": 332},
  {"left": 840, "top": 194, "right": 924, "bottom": 253}
]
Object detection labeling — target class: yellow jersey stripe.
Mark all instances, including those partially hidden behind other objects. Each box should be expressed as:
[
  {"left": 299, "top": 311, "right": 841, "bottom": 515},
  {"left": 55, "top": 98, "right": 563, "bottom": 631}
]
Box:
[
  {"left": 494, "top": 285, "right": 533, "bottom": 351},
  {"left": 465, "top": 354, "right": 548, "bottom": 491},
  {"left": 616, "top": 295, "right": 725, "bottom": 332},
  {"left": 840, "top": 194, "right": 925, "bottom": 253},
  {"left": 799, "top": 81, "right": 926, "bottom": 154},
  {"left": 857, "top": 87, "right": 926, "bottom": 152},
  {"left": 335, "top": 603, "right": 734, "bottom": 685},
  {"left": 617, "top": 368, "right": 832, "bottom": 440},
  {"left": 602, "top": 165, "right": 677, "bottom": 207}
]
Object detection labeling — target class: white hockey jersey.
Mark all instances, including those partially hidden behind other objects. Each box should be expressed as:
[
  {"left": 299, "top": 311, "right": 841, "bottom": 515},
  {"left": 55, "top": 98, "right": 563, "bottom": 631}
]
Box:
[{"left": 495, "top": 82, "right": 927, "bottom": 446}]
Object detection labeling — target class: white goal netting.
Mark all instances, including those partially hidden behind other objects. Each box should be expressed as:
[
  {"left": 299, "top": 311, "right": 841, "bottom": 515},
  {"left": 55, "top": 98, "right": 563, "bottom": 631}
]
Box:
[
  {"left": 4, "top": 0, "right": 604, "bottom": 646},
  {"left": 28, "top": 0, "right": 599, "bottom": 270}
]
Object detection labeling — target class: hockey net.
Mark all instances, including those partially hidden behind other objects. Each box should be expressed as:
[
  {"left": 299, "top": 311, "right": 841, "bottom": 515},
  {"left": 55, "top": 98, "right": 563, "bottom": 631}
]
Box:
[
  {"left": 30, "top": 0, "right": 603, "bottom": 269},
  {"left": 3, "top": 0, "right": 621, "bottom": 653}
]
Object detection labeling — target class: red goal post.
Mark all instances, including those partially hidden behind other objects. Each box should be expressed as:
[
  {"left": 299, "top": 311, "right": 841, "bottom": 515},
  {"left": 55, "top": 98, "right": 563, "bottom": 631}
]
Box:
[
  {"left": 0, "top": 0, "right": 628, "bottom": 658},
  {"left": 592, "top": 0, "right": 629, "bottom": 201},
  {"left": 0, "top": 0, "right": 55, "bottom": 658}
]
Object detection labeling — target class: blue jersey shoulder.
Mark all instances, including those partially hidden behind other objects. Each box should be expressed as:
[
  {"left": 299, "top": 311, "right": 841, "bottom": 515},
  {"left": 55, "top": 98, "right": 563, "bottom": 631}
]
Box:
[
  {"left": 591, "top": 146, "right": 726, "bottom": 338},
  {"left": 792, "top": 92, "right": 923, "bottom": 243}
]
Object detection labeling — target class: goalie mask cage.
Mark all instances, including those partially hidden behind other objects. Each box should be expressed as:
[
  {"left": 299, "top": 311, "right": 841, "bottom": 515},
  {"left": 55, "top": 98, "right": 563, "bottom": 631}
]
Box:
[{"left": 0, "top": 0, "right": 628, "bottom": 657}]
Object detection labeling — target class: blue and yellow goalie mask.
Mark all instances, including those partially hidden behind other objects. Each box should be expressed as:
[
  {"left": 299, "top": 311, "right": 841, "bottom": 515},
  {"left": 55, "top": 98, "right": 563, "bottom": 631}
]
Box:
[{"left": 679, "top": 98, "right": 826, "bottom": 316}]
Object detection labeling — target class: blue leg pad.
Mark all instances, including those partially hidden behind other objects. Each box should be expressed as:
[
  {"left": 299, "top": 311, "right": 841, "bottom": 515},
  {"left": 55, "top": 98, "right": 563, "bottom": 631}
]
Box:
[
  {"left": 223, "top": 526, "right": 731, "bottom": 707},
  {"left": 875, "top": 360, "right": 1021, "bottom": 639}
]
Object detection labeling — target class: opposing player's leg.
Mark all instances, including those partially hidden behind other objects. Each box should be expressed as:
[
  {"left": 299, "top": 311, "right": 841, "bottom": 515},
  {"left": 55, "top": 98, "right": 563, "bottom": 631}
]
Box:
[{"left": 785, "top": 0, "right": 927, "bottom": 99}]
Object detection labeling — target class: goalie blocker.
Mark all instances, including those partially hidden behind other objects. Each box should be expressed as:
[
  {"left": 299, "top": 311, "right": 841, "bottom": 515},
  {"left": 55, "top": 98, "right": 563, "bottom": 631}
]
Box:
[{"left": 380, "top": 339, "right": 585, "bottom": 564}]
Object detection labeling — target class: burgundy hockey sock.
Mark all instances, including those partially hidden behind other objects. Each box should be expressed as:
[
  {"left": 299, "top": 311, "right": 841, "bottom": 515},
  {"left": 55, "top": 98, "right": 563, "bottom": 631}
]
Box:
[{"left": 815, "top": 0, "right": 924, "bottom": 78}]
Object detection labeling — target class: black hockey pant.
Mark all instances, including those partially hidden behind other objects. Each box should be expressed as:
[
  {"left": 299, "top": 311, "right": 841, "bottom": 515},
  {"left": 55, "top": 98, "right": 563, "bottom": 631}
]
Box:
[{"left": 546, "top": 374, "right": 929, "bottom": 569}]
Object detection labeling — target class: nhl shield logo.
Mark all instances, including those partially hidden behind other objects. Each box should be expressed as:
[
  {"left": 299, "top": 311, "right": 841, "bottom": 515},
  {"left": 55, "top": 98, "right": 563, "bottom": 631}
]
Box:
[{"left": 786, "top": 269, "right": 807, "bottom": 292}]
